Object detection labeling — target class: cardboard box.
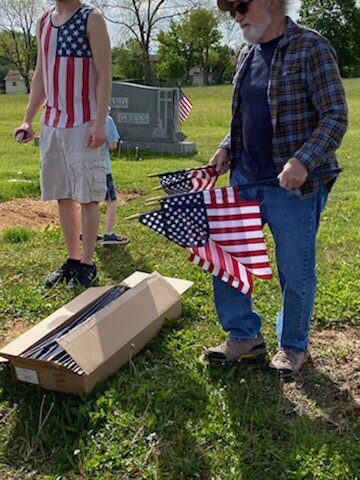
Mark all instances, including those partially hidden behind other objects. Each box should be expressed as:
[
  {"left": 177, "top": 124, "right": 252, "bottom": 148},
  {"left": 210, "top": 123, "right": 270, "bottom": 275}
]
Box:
[{"left": 0, "top": 272, "right": 192, "bottom": 395}]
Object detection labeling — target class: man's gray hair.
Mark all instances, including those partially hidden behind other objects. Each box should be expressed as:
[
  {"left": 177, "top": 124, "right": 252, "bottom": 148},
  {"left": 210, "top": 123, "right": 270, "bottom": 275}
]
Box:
[{"left": 279, "top": 0, "right": 299, "bottom": 15}]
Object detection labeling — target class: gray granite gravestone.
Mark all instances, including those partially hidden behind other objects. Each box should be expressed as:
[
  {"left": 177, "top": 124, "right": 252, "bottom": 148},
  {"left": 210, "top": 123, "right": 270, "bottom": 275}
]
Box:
[{"left": 110, "top": 82, "right": 196, "bottom": 155}]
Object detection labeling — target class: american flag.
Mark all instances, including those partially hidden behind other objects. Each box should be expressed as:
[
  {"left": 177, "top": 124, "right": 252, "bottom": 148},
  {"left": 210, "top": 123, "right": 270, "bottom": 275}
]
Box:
[
  {"left": 139, "top": 186, "right": 272, "bottom": 294},
  {"left": 158, "top": 166, "right": 219, "bottom": 195},
  {"left": 179, "top": 89, "right": 193, "bottom": 122},
  {"left": 39, "top": 5, "right": 97, "bottom": 128}
]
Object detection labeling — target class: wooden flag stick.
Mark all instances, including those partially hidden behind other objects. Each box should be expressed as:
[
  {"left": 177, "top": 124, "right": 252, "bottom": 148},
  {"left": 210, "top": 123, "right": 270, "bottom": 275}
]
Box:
[
  {"left": 147, "top": 172, "right": 165, "bottom": 178},
  {"left": 124, "top": 213, "right": 141, "bottom": 221},
  {"left": 145, "top": 195, "right": 163, "bottom": 204},
  {"left": 144, "top": 200, "right": 161, "bottom": 206},
  {"left": 151, "top": 185, "right": 163, "bottom": 191}
]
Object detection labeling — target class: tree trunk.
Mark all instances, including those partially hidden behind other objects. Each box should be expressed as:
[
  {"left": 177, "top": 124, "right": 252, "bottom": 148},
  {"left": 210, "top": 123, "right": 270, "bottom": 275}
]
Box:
[
  {"left": 203, "top": 49, "right": 209, "bottom": 85},
  {"left": 24, "top": 74, "right": 31, "bottom": 94},
  {"left": 141, "top": 44, "right": 152, "bottom": 85},
  {"left": 203, "top": 65, "right": 209, "bottom": 86}
]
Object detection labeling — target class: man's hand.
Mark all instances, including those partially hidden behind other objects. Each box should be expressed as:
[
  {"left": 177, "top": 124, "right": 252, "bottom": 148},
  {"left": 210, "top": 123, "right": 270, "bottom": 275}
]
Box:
[
  {"left": 209, "top": 148, "right": 230, "bottom": 175},
  {"left": 85, "top": 123, "right": 107, "bottom": 148},
  {"left": 278, "top": 157, "right": 308, "bottom": 190},
  {"left": 13, "top": 122, "right": 35, "bottom": 143}
]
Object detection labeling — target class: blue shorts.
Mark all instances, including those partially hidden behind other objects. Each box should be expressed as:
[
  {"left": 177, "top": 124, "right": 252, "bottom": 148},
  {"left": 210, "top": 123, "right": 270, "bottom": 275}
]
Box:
[{"left": 105, "top": 173, "right": 117, "bottom": 202}]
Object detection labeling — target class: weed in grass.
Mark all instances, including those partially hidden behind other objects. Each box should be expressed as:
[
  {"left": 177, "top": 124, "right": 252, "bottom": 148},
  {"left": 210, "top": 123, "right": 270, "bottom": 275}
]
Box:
[{"left": 1, "top": 227, "right": 33, "bottom": 244}]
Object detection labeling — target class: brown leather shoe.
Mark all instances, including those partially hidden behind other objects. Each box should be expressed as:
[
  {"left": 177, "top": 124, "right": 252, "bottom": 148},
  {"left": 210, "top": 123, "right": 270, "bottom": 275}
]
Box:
[
  {"left": 269, "top": 349, "right": 309, "bottom": 377},
  {"left": 202, "top": 334, "right": 267, "bottom": 364}
]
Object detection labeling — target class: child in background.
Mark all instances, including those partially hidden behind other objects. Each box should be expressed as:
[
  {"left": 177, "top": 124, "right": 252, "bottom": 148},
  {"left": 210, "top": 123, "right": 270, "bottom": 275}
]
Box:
[{"left": 101, "top": 108, "right": 129, "bottom": 245}]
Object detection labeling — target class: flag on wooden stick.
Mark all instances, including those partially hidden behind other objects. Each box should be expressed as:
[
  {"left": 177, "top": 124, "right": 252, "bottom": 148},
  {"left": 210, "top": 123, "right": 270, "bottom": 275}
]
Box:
[
  {"left": 154, "top": 166, "right": 219, "bottom": 195},
  {"left": 139, "top": 186, "right": 272, "bottom": 294},
  {"left": 179, "top": 88, "right": 193, "bottom": 122}
]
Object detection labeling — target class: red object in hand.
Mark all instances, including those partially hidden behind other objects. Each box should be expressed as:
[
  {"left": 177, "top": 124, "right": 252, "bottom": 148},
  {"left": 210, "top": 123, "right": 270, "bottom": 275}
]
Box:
[
  {"left": 14, "top": 127, "right": 34, "bottom": 143},
  {"left": 14, "top": 128, "right": 30, "bottom": 142}
]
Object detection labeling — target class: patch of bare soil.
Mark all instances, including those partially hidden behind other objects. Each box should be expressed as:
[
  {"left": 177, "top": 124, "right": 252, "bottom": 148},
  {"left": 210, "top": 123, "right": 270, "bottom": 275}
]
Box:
[
  {"left": 311, "top": 329, "right": 360, "bottom": 403},
  {"left": 283, "top": 328, "right": 360, "bottom": 432},
  {"left": 0, "top": 190, "right": 141, "bottom": 231},
  {"left": 0, "top": 319, "right": 30, "bottom": 351},
  {"left": 0, "top": 198, "right": 59, "bottom": 231}
]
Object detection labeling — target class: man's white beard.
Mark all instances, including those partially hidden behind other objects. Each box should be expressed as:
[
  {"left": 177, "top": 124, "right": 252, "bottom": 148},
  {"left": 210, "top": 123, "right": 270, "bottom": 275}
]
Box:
[{"left": 243, "top": 12, "right": 272, "bottom": 44}]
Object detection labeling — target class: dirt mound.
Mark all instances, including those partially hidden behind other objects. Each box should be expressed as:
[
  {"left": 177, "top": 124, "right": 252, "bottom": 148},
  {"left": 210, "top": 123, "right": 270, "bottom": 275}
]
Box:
[{"left": 0, "top": 190, "right": 141, "bottom": 231}]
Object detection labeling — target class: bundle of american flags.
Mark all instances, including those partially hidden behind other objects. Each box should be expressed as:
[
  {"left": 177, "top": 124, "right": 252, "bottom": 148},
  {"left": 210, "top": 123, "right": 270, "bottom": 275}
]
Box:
[
  {"left": 152, "top": 166, "right": 220, "bottom": 195},
  {"left": 139, "top": 186, "right": 272, "bottom": 294}
]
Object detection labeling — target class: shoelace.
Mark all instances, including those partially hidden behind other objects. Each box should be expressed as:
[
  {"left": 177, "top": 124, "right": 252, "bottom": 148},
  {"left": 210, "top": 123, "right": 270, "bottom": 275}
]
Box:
[{"left": 274, "top": 349, "right": 297, "bottom": 365}]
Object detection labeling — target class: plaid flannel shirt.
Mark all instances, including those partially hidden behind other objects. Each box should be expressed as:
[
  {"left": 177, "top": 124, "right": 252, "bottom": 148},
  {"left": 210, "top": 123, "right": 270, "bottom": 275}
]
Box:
[{"left": 220, "top": 18, "right": 348, "bottom": 195}]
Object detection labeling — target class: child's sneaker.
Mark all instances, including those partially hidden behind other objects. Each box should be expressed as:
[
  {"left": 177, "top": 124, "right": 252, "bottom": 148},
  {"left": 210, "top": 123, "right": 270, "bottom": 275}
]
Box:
[
  {"left": 45, "top": 258, "right": 81, "bottom": 288},
  {"left": 102, "top": 233, "right": 129, "bottom": 245},
  {"left": 67, "top": 263, "right": 98, "bottom": 289},
  {"left": 79, "top": 233, "right": 103, "bottom": 242}
]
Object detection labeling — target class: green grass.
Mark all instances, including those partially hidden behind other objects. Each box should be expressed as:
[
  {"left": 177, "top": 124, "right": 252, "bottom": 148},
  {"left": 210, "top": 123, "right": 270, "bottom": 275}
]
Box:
[{"left": 0, "top": 82, "right": 359, "bottom": 480}]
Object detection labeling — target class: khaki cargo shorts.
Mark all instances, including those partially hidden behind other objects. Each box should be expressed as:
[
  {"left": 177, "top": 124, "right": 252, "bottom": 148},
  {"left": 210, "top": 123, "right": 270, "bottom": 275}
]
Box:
[{"left": 40, "top": 121, "right": 107, "bottom": 203}]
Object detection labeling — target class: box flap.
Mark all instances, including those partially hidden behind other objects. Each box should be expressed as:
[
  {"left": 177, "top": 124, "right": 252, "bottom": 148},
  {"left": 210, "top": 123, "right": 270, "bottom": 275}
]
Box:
[
  {"left": 0, "top": 286, "right": 113, "bottom": 358},
  {"left": 58, "top": 273, "right": 181, "bottom": 374},
  {"left": 122, "top": 271, "right": 192, "bottom": 295}
]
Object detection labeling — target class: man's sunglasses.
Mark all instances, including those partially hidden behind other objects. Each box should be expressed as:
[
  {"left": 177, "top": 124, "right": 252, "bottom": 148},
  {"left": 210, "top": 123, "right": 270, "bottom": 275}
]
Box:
[{"left": 230, "top": 0, "right": 254, "bottom": 17}]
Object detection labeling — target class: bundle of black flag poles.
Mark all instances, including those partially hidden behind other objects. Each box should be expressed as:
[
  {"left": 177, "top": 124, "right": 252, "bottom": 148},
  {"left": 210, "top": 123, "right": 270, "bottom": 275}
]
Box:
[{"left": 22, "top": 286, "right": 128, "bottom": 374}]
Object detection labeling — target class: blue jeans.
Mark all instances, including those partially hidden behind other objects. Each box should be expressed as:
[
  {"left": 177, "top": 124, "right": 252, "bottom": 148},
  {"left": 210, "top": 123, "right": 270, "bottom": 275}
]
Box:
[{"left": 213, "top": 169, "right": 329, "bottom": 352}]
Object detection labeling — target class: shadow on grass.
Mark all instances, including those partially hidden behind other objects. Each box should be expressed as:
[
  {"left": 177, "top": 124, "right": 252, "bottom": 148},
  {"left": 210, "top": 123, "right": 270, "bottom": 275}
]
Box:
[
  {"left": 205, "top": 357, "right": 360, "bottom": 479},
  {"left": 95, "top": 236, "right": 167, "bottom": 285},
  {"left": 95, "top": 241, "right": 146, "bottom": 284},
  {"left": 0, "top": 304, "right": 212, "bottom": 479},
  {"left": 2, "top": 266, "right": 358, "bottom": 480}
]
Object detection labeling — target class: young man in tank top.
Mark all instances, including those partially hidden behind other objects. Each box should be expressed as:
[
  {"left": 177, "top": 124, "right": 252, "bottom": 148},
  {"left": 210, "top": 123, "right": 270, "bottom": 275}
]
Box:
[{"left": 15, "top": 0, "right": 112, "bottom": 289}]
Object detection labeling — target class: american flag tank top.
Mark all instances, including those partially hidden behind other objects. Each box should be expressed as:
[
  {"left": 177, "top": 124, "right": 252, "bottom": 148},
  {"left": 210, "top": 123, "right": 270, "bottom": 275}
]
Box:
[{"left": 40, "top": 4, "right": 97, "bottom": 128}]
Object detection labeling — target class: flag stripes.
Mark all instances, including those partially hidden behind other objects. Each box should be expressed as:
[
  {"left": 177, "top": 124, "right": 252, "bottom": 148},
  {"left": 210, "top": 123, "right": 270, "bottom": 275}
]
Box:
[
  {"left": 189, "top": 187, "right": 272, "bottom": 286},
  {"left": 179, "top": 89, "right": 193, "bottom": 122},
  {"left": 39, "top": 5, "right": 97, "bottom": 128},
  {"left": 189, "top": 166, "right": 219, "bottom": 192},
  {"left": 189, "top": 238, "right": 253, "bottom": 295},
  {"left": 158, "top": 166, "right": 219, "bottom": 195},
  {"left": 139, "top": 186, "right": 272, "bottom": 293},
  {"left": 204, "top": 187, "right": 272, "bottom": 279}
]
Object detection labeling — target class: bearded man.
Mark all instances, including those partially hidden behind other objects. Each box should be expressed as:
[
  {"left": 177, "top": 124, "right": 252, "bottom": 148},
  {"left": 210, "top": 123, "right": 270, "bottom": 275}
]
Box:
[{"left": 203, "top": 0, "right": 348, "bottom": 377}]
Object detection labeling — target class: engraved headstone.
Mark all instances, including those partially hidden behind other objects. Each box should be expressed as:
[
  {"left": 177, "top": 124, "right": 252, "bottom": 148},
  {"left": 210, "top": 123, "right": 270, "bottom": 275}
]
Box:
[{"left": 111, "top": 82, "right": 196, "bottom": 155}]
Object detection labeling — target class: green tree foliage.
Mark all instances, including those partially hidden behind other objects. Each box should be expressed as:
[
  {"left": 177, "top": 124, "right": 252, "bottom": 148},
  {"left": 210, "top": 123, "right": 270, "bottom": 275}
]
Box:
[
  {"left": 95, "top": 0, "right": 200, "bottom": 84},
  {"left": 185, "top": 8, "right": 221, "bottom": 85},
  {"left": 299, "top": 0, "right": 360, "bottom": 76},
  {"left": 157, "top": 7, "right": 226, "bottom": 84},
  {"left": 209, "top": 44, "right": 235, "bottom": 85},
  {"left": 112, "top": 39, "right": 147, "bottom": 81},
  {"left": 157, "top": 52, "right": 186, "bottom": 81},
  {"left": 157, "top": 22, "right": 196, "bottom": 82},
  {"left": 0, "top": 0, "right": 39, "bottom": 93},
  {"left": 0, "top": 55, "right": 12, "bottom": 92}
]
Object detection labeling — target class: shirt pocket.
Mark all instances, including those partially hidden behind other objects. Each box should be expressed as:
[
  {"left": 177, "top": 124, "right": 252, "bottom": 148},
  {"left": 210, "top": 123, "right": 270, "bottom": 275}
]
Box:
[
  {"left": 279, "top": 64, "right": 307, "bottom": 99},
  {"left": 281, "top": 64, "right": 301, "bottom": 77}
]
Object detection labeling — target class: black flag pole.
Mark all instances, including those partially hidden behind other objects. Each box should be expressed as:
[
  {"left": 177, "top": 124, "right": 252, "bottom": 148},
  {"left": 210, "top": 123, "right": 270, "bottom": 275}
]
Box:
[
  {"left": 229, "top": 166, "right": 342, "bottom": 190},
  {"left": 144, "top": 167, "right": 342, "bottom": 205}
]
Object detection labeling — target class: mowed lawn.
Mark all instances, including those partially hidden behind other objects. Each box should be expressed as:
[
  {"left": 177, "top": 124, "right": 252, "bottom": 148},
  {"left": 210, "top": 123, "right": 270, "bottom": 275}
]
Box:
[{"left": 0, "top": 80, "right": 359, "bottom": 480}]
